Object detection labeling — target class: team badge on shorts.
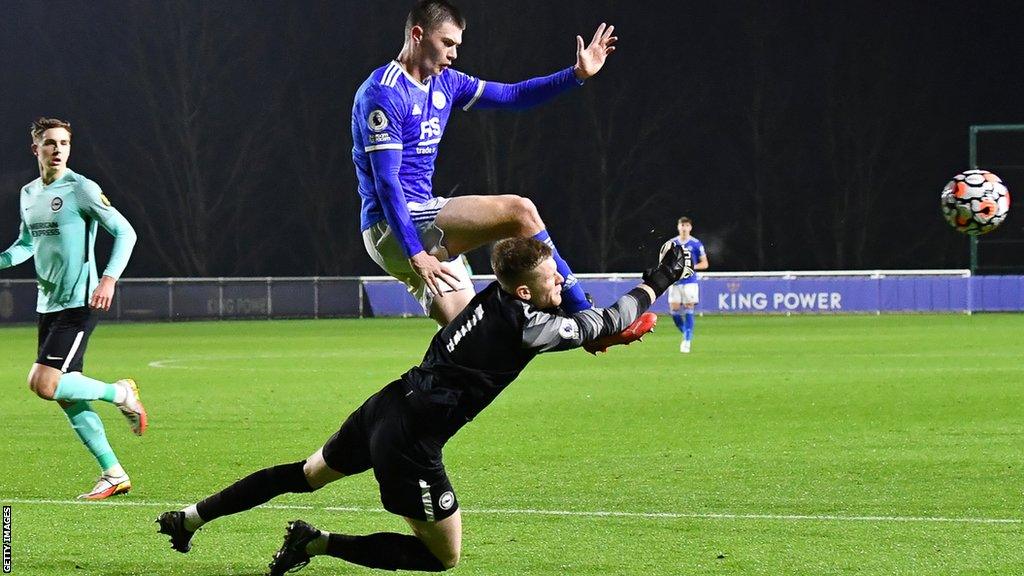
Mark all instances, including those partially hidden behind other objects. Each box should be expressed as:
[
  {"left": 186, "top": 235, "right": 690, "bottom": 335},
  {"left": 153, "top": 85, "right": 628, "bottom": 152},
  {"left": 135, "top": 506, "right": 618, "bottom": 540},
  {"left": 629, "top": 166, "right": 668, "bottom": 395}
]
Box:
[
  {"left": 368, "top": 110, "right": 389, "bottom": 132},
  {"left": 50, "top": 197, "right": 63, "bottom": 211},
  {"left": 432, "top": 91, "right": 447, "bottom": 110},
  {"left": 439, "top": 491, "right": 456, "bottom": 511}
]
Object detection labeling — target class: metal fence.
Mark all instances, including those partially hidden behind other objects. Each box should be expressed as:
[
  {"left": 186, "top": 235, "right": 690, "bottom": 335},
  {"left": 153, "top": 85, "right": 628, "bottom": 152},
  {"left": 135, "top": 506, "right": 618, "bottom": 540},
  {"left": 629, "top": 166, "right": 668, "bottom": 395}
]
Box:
[
  {"left": 0, "top": 277, "right": 363, "bottom": 323},
  {"left": 3, "top": 270, "right": 1022, "bottom": 325}
]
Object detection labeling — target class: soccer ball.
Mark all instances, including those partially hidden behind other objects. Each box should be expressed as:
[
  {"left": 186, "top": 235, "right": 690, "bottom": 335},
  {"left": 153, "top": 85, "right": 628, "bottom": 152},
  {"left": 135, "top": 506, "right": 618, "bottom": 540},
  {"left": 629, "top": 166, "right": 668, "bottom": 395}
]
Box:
[{"left": 940, "top": 169, "right": 1011, "bottom": 235}]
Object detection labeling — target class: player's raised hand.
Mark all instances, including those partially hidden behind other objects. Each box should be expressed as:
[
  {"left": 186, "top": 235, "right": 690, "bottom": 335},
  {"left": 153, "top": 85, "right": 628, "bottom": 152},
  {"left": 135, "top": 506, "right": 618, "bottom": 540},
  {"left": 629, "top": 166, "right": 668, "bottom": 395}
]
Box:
[
  {"left": 409, "top": 251, "right": 463, "bottom": 298},
  {"left": 90, "top": 275, "right": 117, "bottom": 311},
  {"left": 574, "top": 23, "right": 618, "bottom": 81}
]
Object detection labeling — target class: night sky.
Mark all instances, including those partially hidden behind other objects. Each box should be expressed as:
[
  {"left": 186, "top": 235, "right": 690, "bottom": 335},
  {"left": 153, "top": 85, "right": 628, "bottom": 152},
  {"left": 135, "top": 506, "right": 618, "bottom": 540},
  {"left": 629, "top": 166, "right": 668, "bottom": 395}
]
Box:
[{"left": 1, "top": 1, "right": 1022, "bottom": 278}]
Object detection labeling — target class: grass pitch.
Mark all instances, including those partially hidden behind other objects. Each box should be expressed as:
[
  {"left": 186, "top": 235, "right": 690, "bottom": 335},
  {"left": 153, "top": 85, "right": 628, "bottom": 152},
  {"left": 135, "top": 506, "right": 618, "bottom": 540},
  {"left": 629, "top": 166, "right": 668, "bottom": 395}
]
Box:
[{"left": 1, "top": 314, "right": 1023, "bottom": 575}]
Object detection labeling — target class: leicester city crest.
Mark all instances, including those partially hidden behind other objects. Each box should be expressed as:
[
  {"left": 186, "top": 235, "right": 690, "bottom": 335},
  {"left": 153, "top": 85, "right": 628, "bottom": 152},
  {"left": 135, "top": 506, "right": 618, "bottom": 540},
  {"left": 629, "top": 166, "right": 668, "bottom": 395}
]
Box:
[{"left": 432, "top": 91, "right": 447, "bottom": 110}]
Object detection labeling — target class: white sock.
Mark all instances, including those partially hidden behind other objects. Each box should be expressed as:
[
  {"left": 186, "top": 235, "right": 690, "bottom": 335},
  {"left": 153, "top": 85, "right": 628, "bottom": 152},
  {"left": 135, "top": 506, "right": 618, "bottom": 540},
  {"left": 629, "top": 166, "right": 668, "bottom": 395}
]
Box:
[
  {"left": 104, "top": 464, "right": 127, "bottom": 478},
  {"left": 112, "top": 383, "right": 128, "bottom": 404},
  {"left": 182, "top": 504, "right": 205, "bottom": 532}
]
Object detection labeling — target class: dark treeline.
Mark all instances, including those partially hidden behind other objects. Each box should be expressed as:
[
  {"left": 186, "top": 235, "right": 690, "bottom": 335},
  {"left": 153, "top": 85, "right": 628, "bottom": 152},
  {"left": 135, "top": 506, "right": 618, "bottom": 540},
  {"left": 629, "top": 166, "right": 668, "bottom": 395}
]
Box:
[{"left": 1, "top": 1, "right": 1021, "bottom": 278}]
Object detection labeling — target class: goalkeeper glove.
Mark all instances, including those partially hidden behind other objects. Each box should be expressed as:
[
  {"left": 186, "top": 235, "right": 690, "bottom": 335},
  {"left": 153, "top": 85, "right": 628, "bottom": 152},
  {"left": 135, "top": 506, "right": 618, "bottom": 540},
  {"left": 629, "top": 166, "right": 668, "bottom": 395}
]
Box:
[{"left": 642, "top": 245, "right": 694, "bottom": 294}]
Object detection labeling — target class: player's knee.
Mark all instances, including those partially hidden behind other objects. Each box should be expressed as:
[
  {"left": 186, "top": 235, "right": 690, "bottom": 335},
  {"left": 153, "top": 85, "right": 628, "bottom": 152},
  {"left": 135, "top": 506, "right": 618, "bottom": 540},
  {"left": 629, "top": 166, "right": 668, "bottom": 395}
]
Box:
[
  {"left": 302, "top": 457, "right": 343, "bottom": 491},
  {"left": 437, "top": 548, "right": 460, "bottom": 570},
  {"left": 508, "top": 196, "right": 543, "bottom": 235},
  {"left": 28, "top": 372, "right": 57, "bottom": 400},
  {"left": 294, "top": 459, "right": 321, "bottom": 491}
]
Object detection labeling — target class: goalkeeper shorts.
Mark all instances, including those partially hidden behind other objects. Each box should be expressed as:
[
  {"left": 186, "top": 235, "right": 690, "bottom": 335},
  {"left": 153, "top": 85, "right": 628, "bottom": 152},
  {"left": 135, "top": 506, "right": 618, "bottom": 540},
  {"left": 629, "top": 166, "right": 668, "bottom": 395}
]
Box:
[{"left": 322, "top": 380, "right": 459, "bottom": 522}]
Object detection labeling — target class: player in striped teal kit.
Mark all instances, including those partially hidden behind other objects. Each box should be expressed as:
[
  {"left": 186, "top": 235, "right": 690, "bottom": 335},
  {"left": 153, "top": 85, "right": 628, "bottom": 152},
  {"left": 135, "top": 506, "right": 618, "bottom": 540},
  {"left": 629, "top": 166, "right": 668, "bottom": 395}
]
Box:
[{"left": 0, "top": 118, "right": 148, "bottom": 499}]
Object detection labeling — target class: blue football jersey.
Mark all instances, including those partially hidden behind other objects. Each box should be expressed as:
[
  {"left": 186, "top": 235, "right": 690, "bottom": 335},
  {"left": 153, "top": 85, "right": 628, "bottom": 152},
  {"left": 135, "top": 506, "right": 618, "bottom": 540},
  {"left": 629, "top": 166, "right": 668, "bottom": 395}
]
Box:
[
  {"left": 352, "top": 61, "right": 484, "bottom": 233},
  {"left": 662, "top": 236, "right": 705, "bottom": 285}
]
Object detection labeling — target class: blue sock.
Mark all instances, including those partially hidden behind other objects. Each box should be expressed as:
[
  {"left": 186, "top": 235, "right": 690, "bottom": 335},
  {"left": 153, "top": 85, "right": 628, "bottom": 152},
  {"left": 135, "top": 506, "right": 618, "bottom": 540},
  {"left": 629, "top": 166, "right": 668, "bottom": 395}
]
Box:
[
  {"left": 684, "top": 309, "right": 695, "bottom": 341},
  {"left": 62, "top": 401, "right": 119, "bottom": 471},
  {"left": 532, "top": 230, "right": 591, "bottom": 313},
  {"left": 54, "top": 372, "right": 118, "bottom": 403},
  {"left": 671, "top": 312, "right": 685, "bottom": 334}
]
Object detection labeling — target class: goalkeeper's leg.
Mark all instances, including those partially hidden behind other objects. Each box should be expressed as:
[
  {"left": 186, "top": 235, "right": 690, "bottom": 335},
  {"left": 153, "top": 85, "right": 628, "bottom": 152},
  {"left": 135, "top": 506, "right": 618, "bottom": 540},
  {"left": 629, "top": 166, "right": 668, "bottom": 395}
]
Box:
[
  {"left": 269, "top": 513, "right": 457, "bottom": 575},
  {"left": 158, "top": 449, "right": 345, "bottom": 553}
]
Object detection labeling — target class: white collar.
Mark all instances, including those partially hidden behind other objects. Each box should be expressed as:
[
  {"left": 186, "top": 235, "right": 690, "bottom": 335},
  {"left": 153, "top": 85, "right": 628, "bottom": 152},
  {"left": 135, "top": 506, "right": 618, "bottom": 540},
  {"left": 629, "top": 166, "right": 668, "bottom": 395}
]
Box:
[{"left": 394, "top": 60, "right": 431, "bottom": 93}]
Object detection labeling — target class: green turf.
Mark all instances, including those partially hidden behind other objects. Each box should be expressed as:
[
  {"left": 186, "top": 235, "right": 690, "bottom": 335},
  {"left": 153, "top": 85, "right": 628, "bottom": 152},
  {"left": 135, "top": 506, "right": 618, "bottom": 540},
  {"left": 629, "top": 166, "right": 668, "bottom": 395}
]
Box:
[{"left": 1, "top": 314, "right": 1022, "bottom": 575}]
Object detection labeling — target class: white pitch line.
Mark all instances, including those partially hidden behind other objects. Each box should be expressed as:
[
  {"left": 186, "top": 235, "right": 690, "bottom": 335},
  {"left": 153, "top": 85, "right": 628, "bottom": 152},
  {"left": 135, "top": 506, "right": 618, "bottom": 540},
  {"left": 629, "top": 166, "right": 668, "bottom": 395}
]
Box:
[{"left": 3, "top": 498, "right": 1019, "bottom": 525}]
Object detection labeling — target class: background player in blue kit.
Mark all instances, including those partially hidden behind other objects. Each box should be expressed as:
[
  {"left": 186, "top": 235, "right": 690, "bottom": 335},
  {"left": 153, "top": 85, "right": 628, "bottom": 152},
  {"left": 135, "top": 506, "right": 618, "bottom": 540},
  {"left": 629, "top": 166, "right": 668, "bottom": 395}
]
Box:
[
  {"left": 353, "top": 0, "right": 618, "bottom": 325},
  {"left": 660, "top": 216, "right": 709, "bottom": 353},
  {"left": 0, "top": 118, "right": 147, "bottom": 499}
]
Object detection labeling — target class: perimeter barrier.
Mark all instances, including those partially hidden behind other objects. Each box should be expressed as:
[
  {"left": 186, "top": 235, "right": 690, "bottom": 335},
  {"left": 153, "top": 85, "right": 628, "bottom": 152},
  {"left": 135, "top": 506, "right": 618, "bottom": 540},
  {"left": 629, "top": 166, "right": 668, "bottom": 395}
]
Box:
[{"left": 2, "top": 270, "right": 1022, "bottom": 324}]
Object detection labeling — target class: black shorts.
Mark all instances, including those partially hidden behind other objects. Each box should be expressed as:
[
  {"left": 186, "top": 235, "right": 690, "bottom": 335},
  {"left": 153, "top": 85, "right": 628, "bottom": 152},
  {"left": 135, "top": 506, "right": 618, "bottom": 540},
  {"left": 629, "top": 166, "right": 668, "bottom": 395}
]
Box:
[
  {"left": 37, "top": 307, "right": 98, "bottom": 373},
  {"left": 322, "top": 380, "right": 459, "bottom": 522}
]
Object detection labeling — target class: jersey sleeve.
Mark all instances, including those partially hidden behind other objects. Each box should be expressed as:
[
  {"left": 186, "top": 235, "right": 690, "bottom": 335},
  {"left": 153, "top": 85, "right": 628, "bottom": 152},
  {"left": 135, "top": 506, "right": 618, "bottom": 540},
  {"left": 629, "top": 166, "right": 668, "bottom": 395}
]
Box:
[
  {"left": 520, "top": 287, "right": 651, "bottom": 353},
  {"left": 369, "top": 149, "right": 424, "bottom": 256},
  {"left": 462, "top": 66, "right": 581, "bottom": 112},
  {"left": 357, "top": 84, "right": 424, "bottom": 256},
  {"left": 448, "top": 69, "right": 485, "bottom": 111},
  {"left": 76, "top": 180, "right": 137, "bottom": 279},
  {"left": 0, "top": 220, "right": 34, "bottom": 270},
  {"left": 356, "top": 84, "right": 405, "bottom": 153}
]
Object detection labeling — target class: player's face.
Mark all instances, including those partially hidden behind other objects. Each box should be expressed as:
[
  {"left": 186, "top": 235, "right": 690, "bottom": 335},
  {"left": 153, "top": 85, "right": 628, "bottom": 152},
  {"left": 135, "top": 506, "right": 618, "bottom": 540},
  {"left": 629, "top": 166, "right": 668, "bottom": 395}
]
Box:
[
  {"left": 418, "top": 21, "right": 462, "bottom": 76},
  {"left": 525, "top": 258, "right": 564, "bottom": 309},
  {"left": 677, "top": 221, "right": 692, "bottom": 237},
  {"left": 33, "top": 128, "right": 72, "bottom": 170}
]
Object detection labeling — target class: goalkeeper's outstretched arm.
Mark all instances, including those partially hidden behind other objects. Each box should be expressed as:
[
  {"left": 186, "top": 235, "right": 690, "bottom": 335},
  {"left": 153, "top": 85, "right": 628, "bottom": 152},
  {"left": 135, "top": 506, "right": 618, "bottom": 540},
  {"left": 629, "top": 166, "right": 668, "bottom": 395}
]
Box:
[{"left": 521, "top": 245, "right": 692, "bottom": 353}]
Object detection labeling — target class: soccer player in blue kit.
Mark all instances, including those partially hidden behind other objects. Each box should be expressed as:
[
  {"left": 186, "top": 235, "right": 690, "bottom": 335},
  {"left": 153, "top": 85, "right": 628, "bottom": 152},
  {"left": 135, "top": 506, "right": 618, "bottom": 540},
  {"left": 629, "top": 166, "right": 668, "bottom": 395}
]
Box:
[
  {"left": 354, "top": 0, "right": 618, "bottom": 325},
  {"left": 0, "top": 118, "right": 147, "bottom": 499},
  {"left": 660, "top": 216, "right": 709, "bottom": 353}
]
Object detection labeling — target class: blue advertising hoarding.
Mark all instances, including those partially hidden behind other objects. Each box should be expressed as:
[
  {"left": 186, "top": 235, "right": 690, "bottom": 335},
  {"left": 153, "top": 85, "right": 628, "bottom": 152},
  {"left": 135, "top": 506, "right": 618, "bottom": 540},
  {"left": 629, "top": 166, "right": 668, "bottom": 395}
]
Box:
[{"left": 364, "top": 275, "right": 1024, "bottom": 316}]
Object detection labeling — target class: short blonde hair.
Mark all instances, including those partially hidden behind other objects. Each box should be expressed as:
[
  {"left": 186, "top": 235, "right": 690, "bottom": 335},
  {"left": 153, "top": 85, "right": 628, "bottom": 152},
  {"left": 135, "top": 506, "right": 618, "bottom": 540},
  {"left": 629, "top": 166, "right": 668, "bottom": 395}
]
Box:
[{"left": 491, "top": 238, "right": 552, "bottom": 289}]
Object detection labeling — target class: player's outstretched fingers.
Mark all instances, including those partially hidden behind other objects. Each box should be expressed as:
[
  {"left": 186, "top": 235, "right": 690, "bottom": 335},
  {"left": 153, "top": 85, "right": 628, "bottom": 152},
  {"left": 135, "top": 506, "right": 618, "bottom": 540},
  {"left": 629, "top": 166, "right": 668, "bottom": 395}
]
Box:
[
  {"left": 436, "top": 265, "right": 463, "bottom": 294},
  {"left": 426, "top": 274, "right": 445, "bottom": 298}
]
